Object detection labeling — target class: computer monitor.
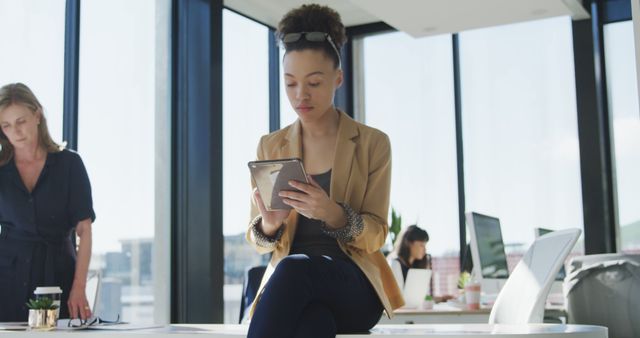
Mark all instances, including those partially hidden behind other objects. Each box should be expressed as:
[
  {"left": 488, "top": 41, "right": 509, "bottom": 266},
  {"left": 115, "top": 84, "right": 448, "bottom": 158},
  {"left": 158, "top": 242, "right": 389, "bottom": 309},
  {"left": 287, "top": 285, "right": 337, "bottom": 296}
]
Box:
[
  {"left": 466, "top": 212, "right": 509, "bottom": 296},
  {"left": 534, "top": 227, "right": 566, "bottom": 301}
]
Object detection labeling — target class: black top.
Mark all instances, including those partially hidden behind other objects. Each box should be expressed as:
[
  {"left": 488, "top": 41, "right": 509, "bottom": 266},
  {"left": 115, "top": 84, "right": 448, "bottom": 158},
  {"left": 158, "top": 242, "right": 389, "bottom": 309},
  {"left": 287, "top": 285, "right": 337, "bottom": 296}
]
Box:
[
  {"left": 289, "top": 170, "right": 349, "bottom": 260},
  {"left": 0, "top": 149, "right": 96, "bottom": 321}
]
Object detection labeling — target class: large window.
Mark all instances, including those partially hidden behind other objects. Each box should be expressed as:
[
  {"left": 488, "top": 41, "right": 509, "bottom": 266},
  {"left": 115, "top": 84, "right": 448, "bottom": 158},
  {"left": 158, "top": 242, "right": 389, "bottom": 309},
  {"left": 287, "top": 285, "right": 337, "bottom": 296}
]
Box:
[
  {"left": 460, "top": 16, "right": 584, "bottom": 265},
  {"left": 361, "top": 32, "right": 460, "bottom": 296},
  {"left": 0, "top": 0, "right": 65, "bottom": 141},
  {"left": 604, "top": 21, "right": 640, "bottom": 253},
  {"left": 78, "top": 0, "right": 165, "bottom": 324},
  {"left": 222, "top": 9, "right": 270, "bottom": 324}
]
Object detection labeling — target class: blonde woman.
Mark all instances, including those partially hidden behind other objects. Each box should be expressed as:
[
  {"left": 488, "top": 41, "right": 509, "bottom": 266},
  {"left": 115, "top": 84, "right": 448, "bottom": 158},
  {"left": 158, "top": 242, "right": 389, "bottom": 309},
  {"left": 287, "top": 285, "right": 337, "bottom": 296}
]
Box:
[{"left": 0, "top": 83, "right": 95, "bottom": 321}]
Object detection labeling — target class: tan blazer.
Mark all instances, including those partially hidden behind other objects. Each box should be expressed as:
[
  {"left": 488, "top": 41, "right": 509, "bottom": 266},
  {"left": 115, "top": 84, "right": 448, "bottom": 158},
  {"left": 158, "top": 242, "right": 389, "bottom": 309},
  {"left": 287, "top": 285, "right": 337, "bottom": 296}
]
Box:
[{"left": 246, "top": 111, "right": 404, "bottom": 318}]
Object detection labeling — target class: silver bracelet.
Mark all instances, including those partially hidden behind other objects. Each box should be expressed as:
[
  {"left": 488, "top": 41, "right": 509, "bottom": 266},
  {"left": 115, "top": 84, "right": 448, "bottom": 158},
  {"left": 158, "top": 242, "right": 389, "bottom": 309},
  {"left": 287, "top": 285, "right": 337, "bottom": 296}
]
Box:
[
  {"left": 249, "top": 215, "right": 284, "bottom": 248},
  {"left": 320, "top": 202, "right": 364, "bottom": 243}
]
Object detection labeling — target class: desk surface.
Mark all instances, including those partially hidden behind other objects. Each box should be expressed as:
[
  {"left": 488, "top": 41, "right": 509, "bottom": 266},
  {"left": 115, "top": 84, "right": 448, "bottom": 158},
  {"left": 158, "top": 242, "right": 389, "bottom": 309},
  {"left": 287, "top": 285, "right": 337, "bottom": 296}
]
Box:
[
  {"left": 380, "top": 303, "right": 491, "bottom": 324},
  {"left": 394, "top": 303, "right": 492, "bottom": 315},
  {"left": 0, "top": 324, "right": 607, "bottom": 338},
  {"left": 381, "top": 303, "right": 567, "bottom": 325}
]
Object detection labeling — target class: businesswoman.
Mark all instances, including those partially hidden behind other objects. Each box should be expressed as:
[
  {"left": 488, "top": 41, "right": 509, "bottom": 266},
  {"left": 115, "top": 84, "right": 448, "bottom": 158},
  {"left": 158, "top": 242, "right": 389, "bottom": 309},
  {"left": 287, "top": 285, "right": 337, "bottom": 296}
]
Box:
[
  {"left": 388, "top": 225, "right": 431, "bottom": 291},
  {"left": 246, "top": 4, "right": 403, "bottom": 338},
  {"left": 0, "top": 83, "right": 95, "bottom": 321},
  {"left": 388, "top": 225, "right": 454, "bottom": 303}
]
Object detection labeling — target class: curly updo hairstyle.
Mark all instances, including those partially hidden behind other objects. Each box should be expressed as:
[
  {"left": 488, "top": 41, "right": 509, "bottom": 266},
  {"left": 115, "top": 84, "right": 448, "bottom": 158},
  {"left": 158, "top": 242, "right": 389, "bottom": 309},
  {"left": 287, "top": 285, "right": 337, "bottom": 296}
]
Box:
[{"left": 276, "top": 4, "right": 347, "bottom": 69}]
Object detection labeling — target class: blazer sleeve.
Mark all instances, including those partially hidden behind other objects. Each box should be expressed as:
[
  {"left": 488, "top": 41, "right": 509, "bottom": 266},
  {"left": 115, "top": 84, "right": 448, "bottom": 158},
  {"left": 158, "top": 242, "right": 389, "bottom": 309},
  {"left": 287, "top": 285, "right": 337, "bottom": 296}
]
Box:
[
  {"left": 245, "top": 136, "right": 282, "bottom": 254},
  {"left": 344, "top": 132, "right": 392, "bottom": 254}
]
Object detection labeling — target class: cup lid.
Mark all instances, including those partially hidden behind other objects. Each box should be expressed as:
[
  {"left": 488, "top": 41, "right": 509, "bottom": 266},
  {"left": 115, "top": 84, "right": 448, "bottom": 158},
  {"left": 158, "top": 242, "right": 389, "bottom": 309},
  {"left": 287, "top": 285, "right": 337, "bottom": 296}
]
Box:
[{"left": 34, "top": 286, "right": 63, "bottom": 295}]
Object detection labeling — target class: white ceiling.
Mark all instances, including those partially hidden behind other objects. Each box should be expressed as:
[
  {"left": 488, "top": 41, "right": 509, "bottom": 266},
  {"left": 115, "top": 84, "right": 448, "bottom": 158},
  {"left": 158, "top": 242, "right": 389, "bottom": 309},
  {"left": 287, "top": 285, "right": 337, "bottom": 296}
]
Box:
[
  {"left": 224, "top": 0, "right": 589, "bottom": 37},
  {"left": 224, "top": 0, "right": 380, "bottom": 28}
]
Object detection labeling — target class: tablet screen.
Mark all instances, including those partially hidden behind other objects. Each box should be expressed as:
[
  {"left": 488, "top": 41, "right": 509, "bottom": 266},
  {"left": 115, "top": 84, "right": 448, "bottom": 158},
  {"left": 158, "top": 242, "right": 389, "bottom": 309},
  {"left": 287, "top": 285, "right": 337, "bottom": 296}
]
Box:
[{"left": 248, "top": 158, "right": 308, "bottom": 210}]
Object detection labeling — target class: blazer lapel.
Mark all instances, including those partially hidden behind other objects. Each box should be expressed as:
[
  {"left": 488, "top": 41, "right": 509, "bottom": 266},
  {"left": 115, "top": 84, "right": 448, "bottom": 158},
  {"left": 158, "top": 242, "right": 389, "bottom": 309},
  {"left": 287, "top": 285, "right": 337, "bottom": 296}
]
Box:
[
  {"left": 281, "top": 119, "right": 303, "bottom": 159},
  {"left": 330, "top": 111, "right": 359, "bottom": 203},
  {"left": 280, "top": 120, "right": 303, "bottom": 248}
]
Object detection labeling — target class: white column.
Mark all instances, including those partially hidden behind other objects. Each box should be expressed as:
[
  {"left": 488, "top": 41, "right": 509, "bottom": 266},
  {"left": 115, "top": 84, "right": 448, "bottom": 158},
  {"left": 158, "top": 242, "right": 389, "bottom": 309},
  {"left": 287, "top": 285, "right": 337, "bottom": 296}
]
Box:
[
  {"left": 633, "top": 0, "right": 640, "bottom": 117},
  {"left": 154, "top": 0, "right": 171, "bottom": 326}
]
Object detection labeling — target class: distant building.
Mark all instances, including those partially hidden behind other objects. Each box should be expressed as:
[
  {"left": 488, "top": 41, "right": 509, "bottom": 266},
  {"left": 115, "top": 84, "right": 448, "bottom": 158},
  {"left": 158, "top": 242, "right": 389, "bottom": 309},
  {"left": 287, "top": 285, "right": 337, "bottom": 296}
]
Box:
[
  {"left": 95, "top": 238, "right": 155, "bottom": 324},
  {"left": 224, "top": 233, "right": 267, "bottom": 284}
]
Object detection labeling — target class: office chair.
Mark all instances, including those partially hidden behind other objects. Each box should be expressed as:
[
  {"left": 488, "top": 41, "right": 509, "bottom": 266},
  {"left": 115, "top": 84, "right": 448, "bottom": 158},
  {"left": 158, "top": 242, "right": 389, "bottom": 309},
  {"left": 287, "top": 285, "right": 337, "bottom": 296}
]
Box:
[
  {"left": 238, "top": 265, "right": 266, "bottom": 324},
  {"left": 489, "top": 228, "right": 580, "bottom": 324},
  {"left": 566, "top": 253, "right": 640, "bottom": 338}
]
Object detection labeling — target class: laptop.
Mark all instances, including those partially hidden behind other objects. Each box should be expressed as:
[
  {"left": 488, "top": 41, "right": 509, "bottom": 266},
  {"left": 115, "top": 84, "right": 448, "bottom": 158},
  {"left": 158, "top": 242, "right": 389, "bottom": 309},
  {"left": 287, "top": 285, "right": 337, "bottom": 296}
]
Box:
[
  {"left": 402, "top": 268, "right": 432, "bottom": 308},
  {"left": 85, "top": 271, "right": 101, "bottom": 316}
]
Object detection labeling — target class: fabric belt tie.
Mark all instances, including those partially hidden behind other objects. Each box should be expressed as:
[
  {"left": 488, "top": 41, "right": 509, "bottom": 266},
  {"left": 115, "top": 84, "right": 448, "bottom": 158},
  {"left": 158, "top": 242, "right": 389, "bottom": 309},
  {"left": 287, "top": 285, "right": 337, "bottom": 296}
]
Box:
[{"left": 0, "top": 225, "right": 72, "bottom": 286}]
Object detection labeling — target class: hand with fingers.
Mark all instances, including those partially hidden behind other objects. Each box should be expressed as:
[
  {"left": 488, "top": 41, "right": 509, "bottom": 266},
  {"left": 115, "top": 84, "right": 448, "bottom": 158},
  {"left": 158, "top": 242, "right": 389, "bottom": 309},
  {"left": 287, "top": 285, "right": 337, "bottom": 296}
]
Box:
[
  {"left": 279, "top": 175, "right": 346, "bottom": 229},
  {"left": 67, "top": 284, "right": 92, "bottom": 320},
  {"left": 253, "top": 188, "right": 290, "bottom": 237}
]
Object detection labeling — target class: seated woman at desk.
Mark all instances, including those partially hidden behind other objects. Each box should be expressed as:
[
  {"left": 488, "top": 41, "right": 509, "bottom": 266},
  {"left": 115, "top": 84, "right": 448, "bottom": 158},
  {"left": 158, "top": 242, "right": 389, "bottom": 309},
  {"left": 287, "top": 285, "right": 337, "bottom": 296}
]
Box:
[{"left": 388, "top": 225, "right": 454, "bottom": 303}]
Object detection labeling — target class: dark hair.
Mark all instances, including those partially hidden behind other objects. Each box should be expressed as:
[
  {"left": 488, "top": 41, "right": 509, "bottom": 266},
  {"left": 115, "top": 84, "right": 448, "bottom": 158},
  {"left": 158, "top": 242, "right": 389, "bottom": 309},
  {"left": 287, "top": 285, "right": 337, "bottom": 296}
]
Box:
[
  {"left": 397, "top": 225, "right": 429, "bottom": 269},
  {"left": 276, "top": 4, "right": 346, "bottom": 68}
]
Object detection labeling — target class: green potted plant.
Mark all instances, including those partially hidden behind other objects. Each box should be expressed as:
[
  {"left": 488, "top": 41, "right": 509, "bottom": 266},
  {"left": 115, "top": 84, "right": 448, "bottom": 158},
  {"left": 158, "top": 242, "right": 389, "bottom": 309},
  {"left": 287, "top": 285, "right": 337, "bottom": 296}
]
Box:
[
  {"left": 389, "top": 207, "right": 402, "bottom": 245},
  {"left": 26, "top": 298, "right": 59, "bottom": 330},
  {"left": 381, "top": 207, "right": 402, "bottom": 256},
  {"left": 457, "top": 271, "right": 472, "bottom": 290},
  {"left": 421, "top": 294, "right": 434, "bottom": 310},
  {"left": 457, "top": 271, "right": 481, "bottom": 310}
]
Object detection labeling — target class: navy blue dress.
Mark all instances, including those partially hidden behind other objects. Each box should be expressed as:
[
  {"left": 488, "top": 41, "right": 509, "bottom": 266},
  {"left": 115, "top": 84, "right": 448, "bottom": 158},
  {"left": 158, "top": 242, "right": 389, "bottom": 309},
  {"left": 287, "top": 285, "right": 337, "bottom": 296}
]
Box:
[{"left": 0, "top": 149, "right": 95, "bottom": 321}]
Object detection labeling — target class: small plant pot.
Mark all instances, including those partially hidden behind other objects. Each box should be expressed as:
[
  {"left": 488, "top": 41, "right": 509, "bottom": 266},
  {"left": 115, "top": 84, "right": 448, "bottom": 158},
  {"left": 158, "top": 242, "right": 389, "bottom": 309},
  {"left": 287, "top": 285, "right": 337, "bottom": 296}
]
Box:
[
  {"left": 421, "top": 299, "right": 434, "bottom": 310},
  {"left": 28, "top": 309, "right": 58, "bottom": 330}
]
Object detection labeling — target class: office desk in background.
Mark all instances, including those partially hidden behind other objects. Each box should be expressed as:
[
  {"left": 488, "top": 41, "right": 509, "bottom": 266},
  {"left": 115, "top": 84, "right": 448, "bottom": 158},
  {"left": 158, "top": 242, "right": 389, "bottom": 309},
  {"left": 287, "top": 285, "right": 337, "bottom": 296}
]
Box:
[
  {"left": 0, "top": 323, "right": 607, "bottom": 338},
  {"left": 380, "top": 303, "right": 568, "bottom": 325},
  {"left": 380, "top": 303, "right": 491, "bottom": 324}
]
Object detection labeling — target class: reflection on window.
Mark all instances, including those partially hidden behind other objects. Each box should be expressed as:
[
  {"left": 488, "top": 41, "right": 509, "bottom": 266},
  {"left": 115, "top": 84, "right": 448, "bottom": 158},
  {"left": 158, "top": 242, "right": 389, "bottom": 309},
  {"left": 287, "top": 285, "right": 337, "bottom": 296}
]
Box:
[
  {"left": 0, "top": 0, "right": 65, "bottom": 141},
  {"left": 78, "top": 0, "right": 158, "bottom": 324},
  {"left": 361, "top": 32, "right": 460, "bottom": 296},
  {"left": 604, "top": 21, "right": 640, "bottom": 253},
  {"left": 460, "top": 16, "right": 584, "bottom": 268},
  {"left": 222, "top": 9, "right": 270, "bottom": 324}
]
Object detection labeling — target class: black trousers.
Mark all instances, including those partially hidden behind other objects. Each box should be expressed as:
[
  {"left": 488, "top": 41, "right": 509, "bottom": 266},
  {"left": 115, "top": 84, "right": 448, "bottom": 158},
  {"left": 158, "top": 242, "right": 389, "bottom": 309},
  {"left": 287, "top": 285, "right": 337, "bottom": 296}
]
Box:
[{"left": 247, "top": 254, "right": 383, "bottom": 338}]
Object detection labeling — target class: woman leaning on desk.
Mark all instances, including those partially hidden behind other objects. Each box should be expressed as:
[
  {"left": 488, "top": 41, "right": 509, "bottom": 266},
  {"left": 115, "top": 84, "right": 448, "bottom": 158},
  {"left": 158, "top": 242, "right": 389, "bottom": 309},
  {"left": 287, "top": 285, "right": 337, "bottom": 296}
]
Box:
[
  {"left": 245, "top": 4, "right": 404, "bottom": 338},
  {"left": 0, "top": 83, "right": 95, "bottom": 321}
]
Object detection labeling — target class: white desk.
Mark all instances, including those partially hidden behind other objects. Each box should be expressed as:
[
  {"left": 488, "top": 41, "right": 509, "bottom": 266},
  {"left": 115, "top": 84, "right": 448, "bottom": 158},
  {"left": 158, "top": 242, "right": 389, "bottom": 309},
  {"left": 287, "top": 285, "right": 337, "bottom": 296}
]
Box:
[
  {"left": 380, "top": 303, "right": 568, "bottom": 325},
  {"left": 0, "top": 323, "right": 607, "bottom": 338},
  {"left": 380, "top": 303, "right": 491, "bottom": 324}
]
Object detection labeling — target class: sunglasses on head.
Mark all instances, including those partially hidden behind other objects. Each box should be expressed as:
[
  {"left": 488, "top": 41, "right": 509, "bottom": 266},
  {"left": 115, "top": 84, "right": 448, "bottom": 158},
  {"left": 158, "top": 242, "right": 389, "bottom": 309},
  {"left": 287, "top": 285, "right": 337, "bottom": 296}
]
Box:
[{"left": 282, "top": 32, "right": 341, "bottom": 67}]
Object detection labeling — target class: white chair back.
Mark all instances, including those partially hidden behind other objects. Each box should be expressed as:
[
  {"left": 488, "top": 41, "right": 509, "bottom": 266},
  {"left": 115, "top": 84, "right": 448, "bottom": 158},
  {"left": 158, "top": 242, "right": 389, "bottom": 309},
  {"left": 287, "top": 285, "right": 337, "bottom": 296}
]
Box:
[{"left": 489, "top": 228, "right": 580, "bottom": 324}]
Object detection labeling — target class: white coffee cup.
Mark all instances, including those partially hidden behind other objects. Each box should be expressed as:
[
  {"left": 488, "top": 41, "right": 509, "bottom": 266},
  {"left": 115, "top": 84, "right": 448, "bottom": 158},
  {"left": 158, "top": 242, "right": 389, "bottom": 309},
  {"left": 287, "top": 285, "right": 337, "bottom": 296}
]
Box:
[{"left": 34, "top": 287, "right": 63, "bottom": 317}]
